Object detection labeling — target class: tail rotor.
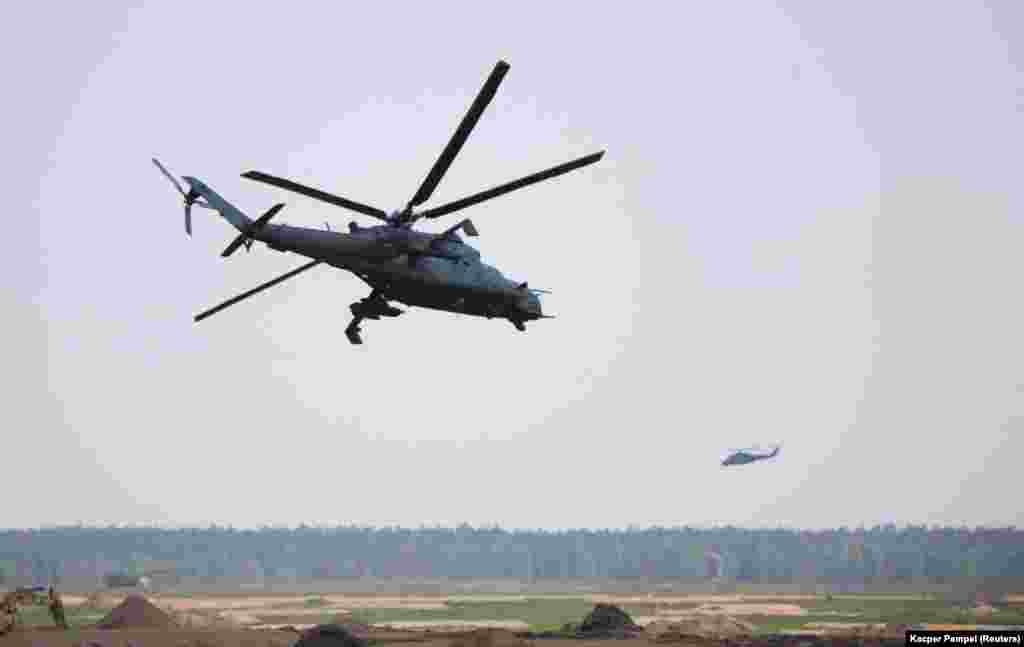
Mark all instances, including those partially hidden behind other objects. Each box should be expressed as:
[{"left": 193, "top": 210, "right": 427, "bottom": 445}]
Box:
[
  {"left": 221, "top": 203, "right": 284, "bottom": 258},
  {"left": 152, "top": 158, "right": 217, "bottom": 236}
]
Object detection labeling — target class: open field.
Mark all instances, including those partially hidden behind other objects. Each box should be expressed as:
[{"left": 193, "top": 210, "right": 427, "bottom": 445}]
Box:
[{"left": 9, "top": 589, "right": 1024, "bottom": 642}]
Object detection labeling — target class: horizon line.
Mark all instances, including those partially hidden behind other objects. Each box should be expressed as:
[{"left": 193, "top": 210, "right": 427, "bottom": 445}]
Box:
[{"left": 4, "top": 522, "right": 1021, "bottom": 532}]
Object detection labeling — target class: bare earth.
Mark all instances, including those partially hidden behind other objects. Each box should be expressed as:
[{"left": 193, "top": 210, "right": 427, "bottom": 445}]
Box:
[
  {"left": 589, "top": 594, "right": 821, "bottom": 604},
  {"left": 632, "top": 602, "right": 808, "bottom": 625},
  {"left": 149, "top": 596, "right": 450, "bottom": 611}
]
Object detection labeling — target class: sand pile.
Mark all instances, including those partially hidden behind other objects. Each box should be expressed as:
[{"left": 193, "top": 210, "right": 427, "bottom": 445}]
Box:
[
  {"left": 576, "top": 603, "right": 644, "bottom": 637},
  {"left": 168, "top": 608, "right": 256, "bottom": 629},
  {"left": 450, "top": 628, "right": 531, "bottom": 647},
  {"left": 295, "top": 624, "right": 368, "bottom": 647},
  {"left": 646, "top": 616, "right": 755, "bottom": 641},
  {"left": 169, "top": 610, "right": 217, "bottom": 629},
  {"left": 96, "top": 594, "right": 175, "bottom": 629}
]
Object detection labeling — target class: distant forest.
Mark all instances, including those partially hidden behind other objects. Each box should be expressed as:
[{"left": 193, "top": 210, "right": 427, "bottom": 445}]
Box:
[{"left": 2, "top": 525, "right": 1023, "bottom": 581}]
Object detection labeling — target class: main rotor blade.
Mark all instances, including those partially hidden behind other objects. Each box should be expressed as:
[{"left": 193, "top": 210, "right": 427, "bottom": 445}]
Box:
[
  {"left": 253, "top": 202, "right": 285, "bottom": 227},
  {"left": 241, "top": 171, "right": 389, "bottom": 221},
  {"left": 194, "top": 259, "right": 322, "bottom": 323},
  {"left": 407, "top": 60, "right": 510, "bottom": 209},
  {"left": 419, "top": 150, "right": 605, "bottom": 220},
  {"left": 153, "top": 158, "right": 186, "bottom": 196}
]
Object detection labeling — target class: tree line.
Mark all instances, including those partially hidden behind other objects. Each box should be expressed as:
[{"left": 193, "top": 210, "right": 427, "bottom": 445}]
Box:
[{"left": 2, "top": 525, "right": 1022, "bottom": 581}]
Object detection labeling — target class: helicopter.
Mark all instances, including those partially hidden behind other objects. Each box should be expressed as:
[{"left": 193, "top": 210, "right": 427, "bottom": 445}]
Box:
[
  {"left": 154, "top": 60, "right": 604, "bottom": 345},
  {"left": 721, "top": 445, "right": 781, "bottom": 467}
]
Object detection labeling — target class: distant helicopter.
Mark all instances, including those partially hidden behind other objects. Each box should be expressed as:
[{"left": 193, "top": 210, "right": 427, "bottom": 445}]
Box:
[
  {"left": 154, "top": 60, "right": 604, "bottom": 345},
  {"left": 721, "top": 445, "right": 781, "bottom": 467}
]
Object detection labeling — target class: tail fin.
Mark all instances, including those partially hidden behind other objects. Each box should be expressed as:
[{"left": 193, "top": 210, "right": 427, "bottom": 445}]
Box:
[{"left": 180, "top": 176, "right": 253, "bottom": 233}]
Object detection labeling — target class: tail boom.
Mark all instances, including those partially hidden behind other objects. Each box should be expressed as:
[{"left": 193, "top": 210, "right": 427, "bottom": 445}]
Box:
[{"left": 181, "top": 176, "right": 253, "bottom": 232}]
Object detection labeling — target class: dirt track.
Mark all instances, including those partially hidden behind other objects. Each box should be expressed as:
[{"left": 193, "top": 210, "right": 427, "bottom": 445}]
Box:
[{"left": 150, "top": 595, "right": 449, "bottom": 611}]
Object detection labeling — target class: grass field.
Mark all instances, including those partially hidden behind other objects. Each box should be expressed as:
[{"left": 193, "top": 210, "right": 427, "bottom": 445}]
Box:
[{"left": 14, "top": 604, "right": 107, "bottom": 629}]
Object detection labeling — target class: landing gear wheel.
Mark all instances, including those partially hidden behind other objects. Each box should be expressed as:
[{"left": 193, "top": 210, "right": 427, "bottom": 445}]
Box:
[{"left": 345, "top": 323, "right": 363, "bottom": 345}]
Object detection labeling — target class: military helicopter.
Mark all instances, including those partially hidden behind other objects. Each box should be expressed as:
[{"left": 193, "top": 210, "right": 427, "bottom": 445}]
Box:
[
  {"left": 721, "top": 445, "right": 781, "bottom": 467},
  {"left": 154, "top": 60, "right": 604, "bottom": 345}
]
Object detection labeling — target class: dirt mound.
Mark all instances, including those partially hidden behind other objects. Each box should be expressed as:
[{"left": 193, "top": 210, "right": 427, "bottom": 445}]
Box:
[
  {"left": 646, "top": 616, "right": 755, "bottom": 641},
  {"left": 96, "top": 594, "right": 175, "bottom": 629},
  {"left": 296, "top": 623, "right": 368, "bottom": 647},
  {"left": 578, "top": 603, "right": 643, "bottom": 637},
  {"left": 450, "top": 628, "right": 531, "bottom": 647}
]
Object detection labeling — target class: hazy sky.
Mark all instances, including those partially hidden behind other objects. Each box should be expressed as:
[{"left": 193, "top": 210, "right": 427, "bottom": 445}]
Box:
[{"left": 6, "top": 2, "right": 1023, "bottom": 529}]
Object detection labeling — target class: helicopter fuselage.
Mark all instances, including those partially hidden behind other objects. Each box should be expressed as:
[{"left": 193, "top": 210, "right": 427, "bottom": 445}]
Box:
[
  {"left": 252, "top": 222, "right": 543, "bottom": 323},
  {"left": 721, "top": 448, "right": 779, "bottom": 466},
  {"left": 165, "top": 59, "right": 599, "bottom": 345},
  {"left": 722, "top": 453, "right": 759, "bottom": 466}
]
